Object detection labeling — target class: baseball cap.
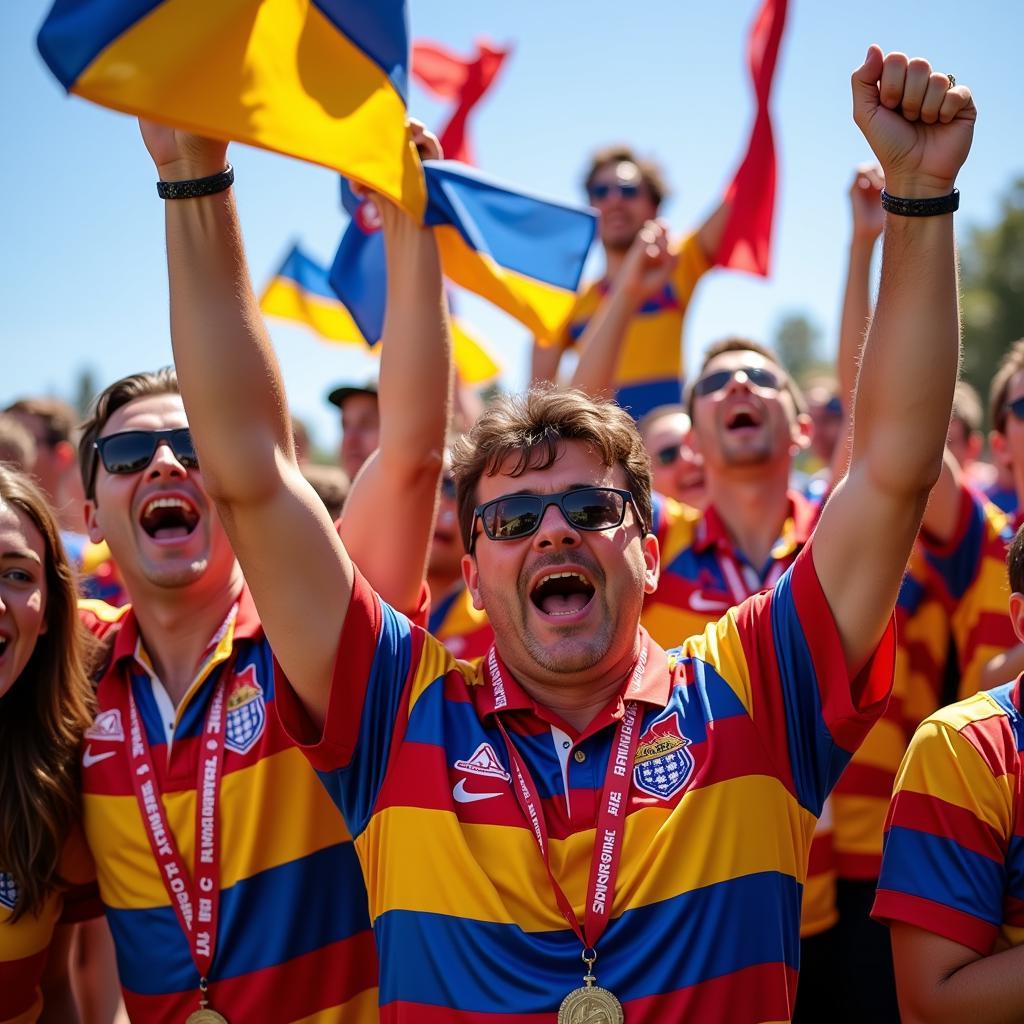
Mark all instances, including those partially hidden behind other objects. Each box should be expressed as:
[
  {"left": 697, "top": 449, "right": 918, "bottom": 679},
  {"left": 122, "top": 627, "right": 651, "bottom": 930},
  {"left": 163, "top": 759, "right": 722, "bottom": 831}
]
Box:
[{"left": 326, "top": 377, "right": 379, "bottom": 409}]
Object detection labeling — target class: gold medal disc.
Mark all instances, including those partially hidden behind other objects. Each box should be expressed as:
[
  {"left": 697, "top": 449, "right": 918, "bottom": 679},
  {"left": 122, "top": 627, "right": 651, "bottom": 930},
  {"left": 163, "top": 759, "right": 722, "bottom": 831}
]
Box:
[
  {"left": 185, "top": 1010, "right": 229, "bottom": 1024},
  {"left": 558, "top": 984, "right": 624, "bottom": 1024}
]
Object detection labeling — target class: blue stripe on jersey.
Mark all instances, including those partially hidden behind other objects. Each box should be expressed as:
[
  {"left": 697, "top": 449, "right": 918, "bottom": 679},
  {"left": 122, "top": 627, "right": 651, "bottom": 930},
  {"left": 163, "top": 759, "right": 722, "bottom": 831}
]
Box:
[
  {"left": 924, "top": 497, "right": 986, "bottom": 601},
  {"left": 337, "top": 600, "right": 413, "bottom": 837},
  {"left": 880, "top": 825, "right": 1005, "bottom": 925},
  {"left": 375, "top": 870, "right": 800, "bottom": 1011},
  {"left": 109, "top": 841, "right": 369, "bottom": 994},
  {"left": 768, "top": 565, "right": 842, "bottom": 815},
  {"left": 989, "top": 681, "right": 1024, "bottom": 751}
]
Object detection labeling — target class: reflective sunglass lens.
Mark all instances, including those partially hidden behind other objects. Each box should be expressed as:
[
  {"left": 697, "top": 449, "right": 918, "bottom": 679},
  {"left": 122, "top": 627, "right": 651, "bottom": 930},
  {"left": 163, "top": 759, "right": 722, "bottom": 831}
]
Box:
[{"left": 563, "top": 489, "right": 623, "bottom": 529}]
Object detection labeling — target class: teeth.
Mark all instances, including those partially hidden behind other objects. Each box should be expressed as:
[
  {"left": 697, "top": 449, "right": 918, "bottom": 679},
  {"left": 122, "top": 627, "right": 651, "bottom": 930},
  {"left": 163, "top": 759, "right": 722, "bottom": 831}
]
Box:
[
  {"left": 540, "top": 571, "right": 589, "bottom": 586},
  {"left": 143, "top": 497, "right": 191, "bottom": 517}
]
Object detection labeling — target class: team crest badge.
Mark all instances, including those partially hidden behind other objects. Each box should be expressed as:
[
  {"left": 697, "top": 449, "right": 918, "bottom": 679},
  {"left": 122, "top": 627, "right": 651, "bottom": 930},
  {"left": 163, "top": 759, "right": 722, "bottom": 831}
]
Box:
[
  {"left": 0, "top": 872, "right": 18, "bottom": 910},
  {"left": 85, "top": 708, "right": 124, "bottom": 742},
  {"left": 454, "top": 742, "right": 510, "bottom": 781},
  {"left": 633, "top": 712, "right": 694, "bottom": 800},
  {"left": 224, "top": 664, "right": 266, "bottom": 755}
]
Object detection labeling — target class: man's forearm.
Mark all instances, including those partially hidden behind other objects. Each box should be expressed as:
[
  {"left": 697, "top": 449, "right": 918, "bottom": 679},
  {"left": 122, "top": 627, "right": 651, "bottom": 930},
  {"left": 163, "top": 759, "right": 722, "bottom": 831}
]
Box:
[
  {"left": 838, "top": 236, "right": 876, "bottom": 409},
  {"left": 165, "top": 185, "right": 292, "bottom": 503},
  {"left": 851, "top": 212, "right": 959, "bottom": 497},
  {"left": 570, "top": 285, "right": 633, "bottom": 398}
]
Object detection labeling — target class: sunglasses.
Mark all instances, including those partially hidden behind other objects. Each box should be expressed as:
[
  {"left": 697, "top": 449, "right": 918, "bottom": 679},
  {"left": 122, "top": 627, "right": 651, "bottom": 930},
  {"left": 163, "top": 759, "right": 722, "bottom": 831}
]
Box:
[
  {"left": 655, "top": 444, "right": 683, "bottom": 467},
  {"left": 1004, "top": 396, "right": 1024, "bottom": 426},
  {"left": 440, "top": 476, "right": 457, "bottom": 501},
  {"left": 587, "top": 182, "right": 643, "bottom": 202},
  {"left": 470, "top": 486, "right": 644, "bottom": 553},
  {"left": 692, "top": 365, "right": 782, "bottom": 398},
  {"left": 90, "top": 428, "right": 198, "bottom": 495}
]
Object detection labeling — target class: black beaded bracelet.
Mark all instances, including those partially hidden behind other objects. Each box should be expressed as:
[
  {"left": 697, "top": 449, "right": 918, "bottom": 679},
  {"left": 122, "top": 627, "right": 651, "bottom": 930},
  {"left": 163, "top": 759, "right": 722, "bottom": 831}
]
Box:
[
  {"left": 880, "top": 188, "right": 959, "bottom": 217},
  {"left": 156, "top": 163, "right": 234, "bottom": 200}
]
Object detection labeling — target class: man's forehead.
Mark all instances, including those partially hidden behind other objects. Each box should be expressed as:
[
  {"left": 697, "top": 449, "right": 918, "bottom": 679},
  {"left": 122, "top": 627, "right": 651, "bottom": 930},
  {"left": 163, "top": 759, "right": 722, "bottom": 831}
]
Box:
[
  {"left": 478, "top": 440, "right": 623, "bottom": 501},
  {"left": 703, "top": 348, "right": 779, "bottom": 375},
  {"left": 101, "top": 393, "right": 187, "bottom": 436},
  {"left": 594, "top": 160, "right": 642, "bottom": 185}
]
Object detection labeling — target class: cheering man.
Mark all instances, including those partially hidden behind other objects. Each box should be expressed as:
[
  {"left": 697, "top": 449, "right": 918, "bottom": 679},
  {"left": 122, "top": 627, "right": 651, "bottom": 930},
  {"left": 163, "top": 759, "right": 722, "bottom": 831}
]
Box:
[{"left": 161, "top": 48, "right": 973, "bottom": 1021}]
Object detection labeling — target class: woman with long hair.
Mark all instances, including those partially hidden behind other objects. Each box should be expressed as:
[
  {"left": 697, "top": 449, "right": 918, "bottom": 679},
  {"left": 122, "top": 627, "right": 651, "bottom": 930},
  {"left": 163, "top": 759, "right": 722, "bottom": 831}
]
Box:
[{"left": 0, "top": 463, "right": 100, "bottom": 1023}]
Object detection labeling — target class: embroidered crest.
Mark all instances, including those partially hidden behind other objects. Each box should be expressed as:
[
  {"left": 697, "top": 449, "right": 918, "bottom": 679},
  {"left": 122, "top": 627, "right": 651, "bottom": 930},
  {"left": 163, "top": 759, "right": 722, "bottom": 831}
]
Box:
[
  {"left": 224, "top": 664, "right": 266, "bottom": 755},
  {"left": 454, "top": 742, "right": 510, "bottom": 782},
  {"left": 0, "top": 872, "right": 18, "bottom": 910},
  {"left": 85, "top": 708, "right": 125, "bottom": 742},
  {"left": 633, "top": 712, "right": 694, "bottom": 800}
]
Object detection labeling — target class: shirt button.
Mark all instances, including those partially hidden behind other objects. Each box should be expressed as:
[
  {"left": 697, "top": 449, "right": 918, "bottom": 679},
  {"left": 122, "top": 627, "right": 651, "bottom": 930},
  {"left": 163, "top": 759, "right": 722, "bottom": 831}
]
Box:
[
  {"left": 573, "top": 750, "right": 586, "bottom": 764},
  {"left": 562, "top": 740, "right": 571, "bottom": 750}
]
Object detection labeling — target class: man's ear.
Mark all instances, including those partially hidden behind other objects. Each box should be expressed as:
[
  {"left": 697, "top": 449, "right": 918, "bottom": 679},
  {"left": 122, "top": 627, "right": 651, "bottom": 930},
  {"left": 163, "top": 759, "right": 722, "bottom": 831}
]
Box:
[
  {"left": 1011, "top": 592, "right": 1024, "bottom": 644},
  {"left": 790, "top": 412, "right": 813, "bottom": 455},
  {"left": 462, "top": 553, "right": 485, "bottom": 611},
  {"left": 642, "top": 531, "right": 660, "bottom": 594},
  {"left": 83, "top": 499, "right": 104, "bottom": 544}
]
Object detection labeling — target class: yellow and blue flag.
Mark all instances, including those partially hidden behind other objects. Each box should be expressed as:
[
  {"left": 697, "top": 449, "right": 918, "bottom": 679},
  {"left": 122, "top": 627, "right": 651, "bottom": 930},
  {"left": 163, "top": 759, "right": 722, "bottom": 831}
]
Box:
[
  {"left": 260, "top": 244, "right": 500, "bottom": 386},
  {"left": 330, "top": 163, "right": 596, "bottom": 344},
  {"left": 37, "top": 0, "right": 426, "bottom": 216}
]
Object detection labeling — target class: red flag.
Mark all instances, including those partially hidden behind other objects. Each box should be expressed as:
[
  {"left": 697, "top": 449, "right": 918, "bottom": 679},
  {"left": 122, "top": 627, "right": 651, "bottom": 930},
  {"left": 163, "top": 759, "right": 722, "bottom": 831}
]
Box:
[
  {"left": 714, "top": 0, "right": 788, "bottom": 276},
  {"left": 412, "top": 39, "right": 509, "bottom": 165}
]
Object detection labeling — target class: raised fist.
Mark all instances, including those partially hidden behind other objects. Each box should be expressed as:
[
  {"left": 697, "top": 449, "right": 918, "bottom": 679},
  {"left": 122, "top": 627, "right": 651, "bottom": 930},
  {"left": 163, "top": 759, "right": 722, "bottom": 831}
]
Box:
[{"left": 851, "top": 46, "right": 975, "bottom": 198}]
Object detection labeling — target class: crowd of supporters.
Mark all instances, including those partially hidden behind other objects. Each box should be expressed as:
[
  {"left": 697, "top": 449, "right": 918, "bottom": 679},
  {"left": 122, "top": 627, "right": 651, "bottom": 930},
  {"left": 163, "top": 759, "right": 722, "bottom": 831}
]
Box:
[{"left": 4, "top": 44, "right": 1024, "bottom": 1024}]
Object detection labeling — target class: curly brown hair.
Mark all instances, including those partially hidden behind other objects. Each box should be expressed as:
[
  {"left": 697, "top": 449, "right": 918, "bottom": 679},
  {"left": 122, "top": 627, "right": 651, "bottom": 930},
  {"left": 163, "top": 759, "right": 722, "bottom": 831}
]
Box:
[
  {"left": 0, "top": 465, "right": 96, "bottom": 920},
  {"left": 450, "top": 386, "right": 652, "bottom": 552}
]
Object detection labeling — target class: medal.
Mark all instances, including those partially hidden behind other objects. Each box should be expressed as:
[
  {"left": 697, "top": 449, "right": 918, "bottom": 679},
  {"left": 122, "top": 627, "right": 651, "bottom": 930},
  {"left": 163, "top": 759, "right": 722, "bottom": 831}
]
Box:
[
  {"left": 558, "top": 950, "right": 624, "bottom": 1024},
  {"left": 185, "top": 1011, "right": 229, "bottom": 1024},
  {"left": 487, "top": 642, "right": 650, "bottom": 1020}
]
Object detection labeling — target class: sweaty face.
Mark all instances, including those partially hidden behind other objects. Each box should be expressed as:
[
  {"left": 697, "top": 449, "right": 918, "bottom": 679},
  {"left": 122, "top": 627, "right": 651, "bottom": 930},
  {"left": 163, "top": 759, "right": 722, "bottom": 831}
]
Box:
[
  {"left": 644, "top": 412, "right": 707, "bottom": 510},
  {"left": 464, "top": 441, "right": 658, "bottom": 683},
  {"left": 690, "top": 351, "right": 802, "bottom": 473},
  {"left": 338, "top": 394, "right": 380, "bottom": 480},
  {"left": 0, "top": 502, "right": 48, "bottom": 700},
  {"left": 84, "top": 394, "right": 236, "bottom": 595},
  {"left": 589, "top": 161, "right": 658, "bottom": 254}
]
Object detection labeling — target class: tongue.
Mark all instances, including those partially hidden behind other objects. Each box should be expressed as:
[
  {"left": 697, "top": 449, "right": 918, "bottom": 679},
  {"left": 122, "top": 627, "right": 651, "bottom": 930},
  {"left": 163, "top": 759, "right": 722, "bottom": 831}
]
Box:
[
  {"left": 153, "top": 525, "right": 191, "bottom": 540},
  {"left": 541, "top": 592, "right": 590, "bottom": 616}
]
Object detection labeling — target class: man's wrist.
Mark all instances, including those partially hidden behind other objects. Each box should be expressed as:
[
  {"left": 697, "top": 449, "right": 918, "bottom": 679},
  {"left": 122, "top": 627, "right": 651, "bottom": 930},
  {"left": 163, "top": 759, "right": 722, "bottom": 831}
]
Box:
[
  {"left": 879, "top": 174, "right": 956, "bottom": 200},
  {"left": 157, "top": 155, "right": 229, "bottom": 183}
]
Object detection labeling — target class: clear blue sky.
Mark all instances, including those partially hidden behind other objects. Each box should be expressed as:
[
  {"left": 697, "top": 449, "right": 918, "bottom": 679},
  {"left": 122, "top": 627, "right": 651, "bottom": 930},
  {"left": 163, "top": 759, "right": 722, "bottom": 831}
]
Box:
[{"left": 2, "top": 0, "right": 1020, "bottom": 453}]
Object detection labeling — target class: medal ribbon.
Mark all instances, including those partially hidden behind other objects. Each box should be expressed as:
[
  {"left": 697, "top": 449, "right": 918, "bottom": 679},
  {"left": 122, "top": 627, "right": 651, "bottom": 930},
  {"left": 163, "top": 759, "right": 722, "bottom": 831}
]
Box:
[
  {"left": 126, "top": 662, "right": 233, "bottom": 984},
  {"left": 488, "top": 641, "right": 648, "bottom": 953}
]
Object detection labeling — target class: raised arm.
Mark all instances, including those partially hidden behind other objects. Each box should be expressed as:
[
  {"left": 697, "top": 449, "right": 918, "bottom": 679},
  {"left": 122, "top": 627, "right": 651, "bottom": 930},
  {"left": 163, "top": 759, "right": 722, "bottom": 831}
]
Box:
[
  {"left": 570, "top": 221, "right": 673, "bottom": 398},
  {"left": 142, "top": 123, "right": 351, "bottom": 725},
  {"left": 813, "top": 47, "right": 976, "bottom": 672},
  {"left": 337, "top": 127, "right": 451, "bottom": 614},
  {"left": 696, "top": 197, "right": 732, "bottom": 263}
]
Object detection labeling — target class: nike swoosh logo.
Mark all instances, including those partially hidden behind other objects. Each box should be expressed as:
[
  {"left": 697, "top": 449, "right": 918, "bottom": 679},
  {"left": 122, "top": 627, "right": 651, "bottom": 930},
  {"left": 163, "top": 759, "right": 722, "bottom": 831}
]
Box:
[
  {"left": 687, "top": 593, "right": 731, "bottom": 613},
  {"left": 453, "top": 779, "right": 502, "bottom": 803},
  {"left": 82, "top": 746, "right": 117, "bottom": 767}
]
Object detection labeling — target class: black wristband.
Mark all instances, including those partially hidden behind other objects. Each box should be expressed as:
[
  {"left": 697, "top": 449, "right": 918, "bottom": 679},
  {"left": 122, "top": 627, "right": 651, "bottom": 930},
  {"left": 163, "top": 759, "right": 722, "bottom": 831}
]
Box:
[
  {"left": 880, "top": 188, "right": 959, "bottom": 217},
  {"left": 156, "top": 163, "right": 234, "bottom": 200}
]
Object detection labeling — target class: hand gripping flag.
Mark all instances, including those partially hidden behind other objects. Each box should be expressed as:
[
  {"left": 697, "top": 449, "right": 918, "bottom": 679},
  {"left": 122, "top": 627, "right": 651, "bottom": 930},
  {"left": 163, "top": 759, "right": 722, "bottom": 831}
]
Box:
[
  {"left": 713, "top": 0, "right": 788, "bottom": 276},
  {"left": 411, "top": 39, "right": 510, "bottom": 165},
  {"left": 260, "top": 244, "right": 501, "bottom": 385},
  {"left": 37, "top": 0, "right": 427, "bottom": 218},
  {"left": 330, "top": 165, "right": 596, "bottom": 344}
]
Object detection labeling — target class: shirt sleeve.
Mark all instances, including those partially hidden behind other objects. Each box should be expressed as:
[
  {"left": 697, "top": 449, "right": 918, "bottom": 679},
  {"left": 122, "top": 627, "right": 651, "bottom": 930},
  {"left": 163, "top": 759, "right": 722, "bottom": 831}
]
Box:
[
  {"left": 670, "top": 230, "right": 711, "bottom": 309},
  {"left": 274, "top": 566, "right": 456, "bottom": 837},
  {"left": 872, "top": 704, "right": 1016, "bottom": 955},
  {"left": 689, "top": 542, "right": 895, "bottom": 817},
  {"left": 57, "top": 822, "right": 102, "bottom": 924}
]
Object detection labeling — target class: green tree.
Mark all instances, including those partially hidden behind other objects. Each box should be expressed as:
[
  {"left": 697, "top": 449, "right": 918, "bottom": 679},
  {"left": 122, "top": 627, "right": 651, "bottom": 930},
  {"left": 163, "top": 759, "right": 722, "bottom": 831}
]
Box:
[
  {"left": 960, "top": 177, "right": 1024, "bottom": 418},
  {"left": 773, "top": 312, "right": 827, "bottom": 382}
]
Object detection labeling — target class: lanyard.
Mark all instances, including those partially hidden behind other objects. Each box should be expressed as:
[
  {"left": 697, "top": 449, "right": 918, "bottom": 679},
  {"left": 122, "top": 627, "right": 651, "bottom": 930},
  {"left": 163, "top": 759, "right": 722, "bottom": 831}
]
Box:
[
  {"left": 125, "top": 659, "right": 234, "bottom": 984},
  {"left": 487, "top": 643, "right": 648, "bottom": 953}
]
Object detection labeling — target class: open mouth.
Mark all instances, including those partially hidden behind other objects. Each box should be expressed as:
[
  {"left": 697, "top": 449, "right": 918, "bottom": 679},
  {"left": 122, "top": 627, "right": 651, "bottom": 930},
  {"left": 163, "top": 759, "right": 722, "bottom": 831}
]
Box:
[
  {"left": 139, "top": 496, "right": 200, "bottom": 541},
  {"left": 725, "top": 406, "right": 762, "bottom": 431},
  {"left": 530, "top": 570, "right": 596, "bottom": 617},
  {"left": 0, "top": 637, "right": 8, "bottom": 658}
]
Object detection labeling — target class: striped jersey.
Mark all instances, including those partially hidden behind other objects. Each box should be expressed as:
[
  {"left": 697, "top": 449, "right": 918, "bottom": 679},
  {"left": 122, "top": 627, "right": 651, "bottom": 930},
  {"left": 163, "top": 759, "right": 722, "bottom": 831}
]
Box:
[
  {"left": 640, "top": 491, "right": 835, "bottom": 936},
  {"left": 78, "top": 593, "right": 378, "bottom": 1023},
  {"left": 277, "top": 544, "right": 894, "bottom": 1022},
  {"left": 1, "top": 824, "right": 100, "bottom": 1024},
  {"left": 831, "top": 545, "right": 950, "bottom": 880},
  {"left": 873, "top": 676, "right": 1024, "bottom": 955},
  {"left": 922, "top": 484, "right": 1016, "bottom": 701},
  {"left": 559, "top": 232, "right": 709, "bottom": 419},
  {"left": 427, "top": 581, "right": 493, "bottom": 662}
]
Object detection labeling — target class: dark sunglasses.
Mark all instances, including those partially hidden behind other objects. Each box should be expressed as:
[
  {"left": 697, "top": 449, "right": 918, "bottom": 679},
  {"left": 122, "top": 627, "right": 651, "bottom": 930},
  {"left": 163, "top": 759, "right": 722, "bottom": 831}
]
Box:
[
  {"left": 587, "top": 182, "right": 642, "bottom": 202},
  {"left": 692, "top": 365, "right": 782, "bottom": 398},
  {"left": 90, "top": 428, "right": 198, "bottom": 495},
  {"left": 470, "top": 486, "right": 644, "bottom": 552},
  {"left": 440, "top": 476, "right": 457, "bottom": 501},
  {"left": 1004, "top": 396, "right": 1024, "bottom": 425},
  {"left": 655, "top": 444, "right": 683, "bottom": 467}
]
